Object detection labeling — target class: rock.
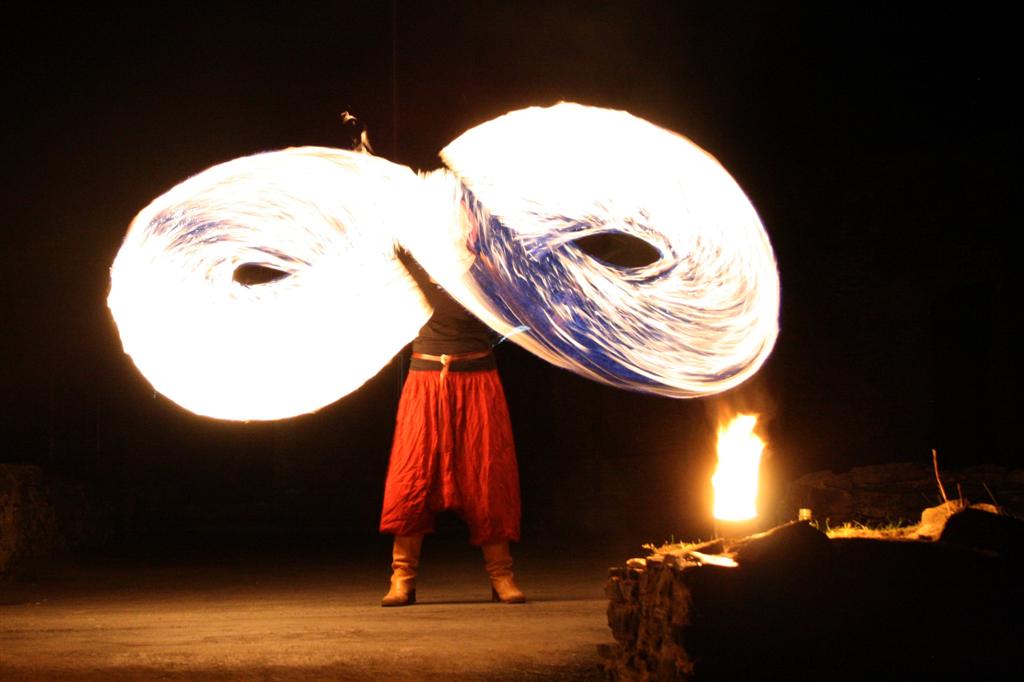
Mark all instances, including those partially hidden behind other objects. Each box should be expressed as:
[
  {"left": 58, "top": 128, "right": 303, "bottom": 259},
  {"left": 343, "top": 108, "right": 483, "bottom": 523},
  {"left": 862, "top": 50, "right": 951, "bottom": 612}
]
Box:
[
  {"left": 602, "top": 519, "right": 1023, "bottom": 680},
  {"left": 916, "top": 499, "right": 965, "bottom": 539},
  {"left": 940, "top": 506, "right": 1024, "bottom": 558},
  {"left": 729, "top": 520, "right": 832, "bottom": 570},
  {"left": 777, "top": 462, "right": 1024, "bottom": 527},
  {"left": 0, "top": 465, "right": 56, "bottom": 576},
  {"left": 953, "top": 464, "right": 1007, "bottom": 479},
  {"left": 0, "top": 464, "right": 101, "bottom": 578},
  {"left": 848, "top": 461, "right": 930, "bottom": 485}
]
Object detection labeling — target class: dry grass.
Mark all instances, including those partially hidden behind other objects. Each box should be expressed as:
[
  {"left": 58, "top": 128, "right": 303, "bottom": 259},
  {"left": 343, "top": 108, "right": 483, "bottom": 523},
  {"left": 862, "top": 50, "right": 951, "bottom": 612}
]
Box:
[{"left": 818, "top": 519, "right": 919, "bottom": 540}]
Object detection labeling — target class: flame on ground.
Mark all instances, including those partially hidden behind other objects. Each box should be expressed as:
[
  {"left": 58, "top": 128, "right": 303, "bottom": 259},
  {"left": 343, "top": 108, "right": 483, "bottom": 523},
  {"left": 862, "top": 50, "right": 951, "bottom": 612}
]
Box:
[{"left": 712, "top": 414, "right": 765, "bottom": 521}]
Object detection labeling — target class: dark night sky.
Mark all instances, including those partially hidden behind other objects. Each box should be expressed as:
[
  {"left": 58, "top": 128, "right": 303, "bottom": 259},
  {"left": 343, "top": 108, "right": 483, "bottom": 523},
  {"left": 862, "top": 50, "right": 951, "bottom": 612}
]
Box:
[{"left": 2, "top": 2, "right": 1015, "bottom": 545}]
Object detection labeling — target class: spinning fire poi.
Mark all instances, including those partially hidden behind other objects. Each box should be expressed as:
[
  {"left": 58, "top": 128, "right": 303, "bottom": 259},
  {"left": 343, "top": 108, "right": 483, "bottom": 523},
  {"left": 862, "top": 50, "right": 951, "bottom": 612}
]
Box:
[
  {"left": 108, "top": 103, "right": 779, "bottom": 419},
  {"left": 107, "top": 102, "right": 780, "bottom": 605}
]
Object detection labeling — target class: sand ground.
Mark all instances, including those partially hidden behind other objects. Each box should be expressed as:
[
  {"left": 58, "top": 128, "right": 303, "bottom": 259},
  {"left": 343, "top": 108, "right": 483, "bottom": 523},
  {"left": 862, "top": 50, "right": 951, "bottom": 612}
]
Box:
[{"left": 1, "top": 534, "right": 630, "bottom": 680}]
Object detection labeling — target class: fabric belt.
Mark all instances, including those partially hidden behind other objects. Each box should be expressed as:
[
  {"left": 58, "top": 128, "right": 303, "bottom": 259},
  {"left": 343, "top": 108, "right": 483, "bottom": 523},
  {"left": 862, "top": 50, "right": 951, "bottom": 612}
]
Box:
[{"left": 412, "top": 350, "right": 493, "bottom": 382}]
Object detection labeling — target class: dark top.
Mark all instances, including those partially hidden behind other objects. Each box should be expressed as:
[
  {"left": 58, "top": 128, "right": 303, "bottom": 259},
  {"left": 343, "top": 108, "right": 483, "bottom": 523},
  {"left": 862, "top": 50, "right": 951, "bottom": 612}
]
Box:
[{"left": 394, "top": 245, "right": 498, "bottom": 371}]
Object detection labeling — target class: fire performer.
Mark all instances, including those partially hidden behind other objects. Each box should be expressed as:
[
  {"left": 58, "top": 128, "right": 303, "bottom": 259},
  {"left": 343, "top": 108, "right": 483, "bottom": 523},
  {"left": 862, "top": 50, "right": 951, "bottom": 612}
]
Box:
[{"left": 379, "top": 256, "right": 524, "bottom": 606}]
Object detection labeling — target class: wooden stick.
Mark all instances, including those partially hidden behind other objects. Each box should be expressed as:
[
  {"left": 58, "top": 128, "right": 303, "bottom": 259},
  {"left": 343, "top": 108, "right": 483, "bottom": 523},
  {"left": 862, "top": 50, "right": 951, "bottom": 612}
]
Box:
[{"left": 932, "top": 448, "right": 949, "bottom": 504}]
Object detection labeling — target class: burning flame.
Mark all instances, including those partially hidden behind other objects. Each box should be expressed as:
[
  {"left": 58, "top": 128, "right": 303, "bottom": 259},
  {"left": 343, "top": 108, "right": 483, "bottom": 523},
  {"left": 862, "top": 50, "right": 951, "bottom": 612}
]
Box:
[
  {"left": 712, "top": 414, "right": 765, "bottom": 521},
  {"left": 107, "top": 148, "right": 431, "bottom": 420},
  {"left": 418, "top": 103, "right": 780, "bottom": 399},
  {"left": 108, "top": 104, "right": 779, "bottom": 421}
]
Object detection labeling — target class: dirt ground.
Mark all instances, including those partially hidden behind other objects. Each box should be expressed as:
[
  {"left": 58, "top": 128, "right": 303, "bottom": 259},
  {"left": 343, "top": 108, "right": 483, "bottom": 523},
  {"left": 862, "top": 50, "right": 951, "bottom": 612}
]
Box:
[{"left": 1, "top": 534, "right": 630, "bottom": 680}]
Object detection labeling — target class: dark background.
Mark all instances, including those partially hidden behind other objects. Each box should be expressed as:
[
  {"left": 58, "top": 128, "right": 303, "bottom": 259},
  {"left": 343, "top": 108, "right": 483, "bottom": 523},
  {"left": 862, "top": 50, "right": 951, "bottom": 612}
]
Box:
[{"left": 3, "top": 2, "right": 1015, "bottom": 549}]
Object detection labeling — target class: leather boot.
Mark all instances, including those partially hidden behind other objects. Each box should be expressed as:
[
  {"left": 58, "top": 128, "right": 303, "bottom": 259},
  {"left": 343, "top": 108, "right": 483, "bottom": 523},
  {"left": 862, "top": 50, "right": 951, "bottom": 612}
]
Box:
[
  {"left": 381, "top": 534, "right": 423, "bottom": 607},
  {"left": 482, "top": 541, "right": 526, "bottom": 603}
]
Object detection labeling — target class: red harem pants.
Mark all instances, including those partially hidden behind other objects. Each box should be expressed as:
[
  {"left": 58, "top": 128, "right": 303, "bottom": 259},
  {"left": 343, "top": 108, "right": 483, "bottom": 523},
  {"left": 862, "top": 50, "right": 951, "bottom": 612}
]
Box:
[{"left": 379, "top": 368, "right": 521, "bottom": 546}]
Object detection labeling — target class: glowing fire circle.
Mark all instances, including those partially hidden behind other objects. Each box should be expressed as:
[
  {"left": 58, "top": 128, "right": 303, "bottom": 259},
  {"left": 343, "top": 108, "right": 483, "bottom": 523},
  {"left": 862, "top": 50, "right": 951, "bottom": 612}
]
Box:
[
  {"left": 107, "top": 148, "right": 431, "bottom": 420},
  {"left": 108, "top": 104, "right": 780, "bottom": 421},
  {"left": 404, "top": 103, "right": 780, "bottom": 398}
]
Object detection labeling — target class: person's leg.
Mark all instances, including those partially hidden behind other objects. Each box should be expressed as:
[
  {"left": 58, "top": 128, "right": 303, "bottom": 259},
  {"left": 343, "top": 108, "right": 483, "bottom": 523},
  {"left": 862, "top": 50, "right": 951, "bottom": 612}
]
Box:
[
  {"left": 455, "top": 370, "right": 525, "bottom": 603},
  {"left": 481, "top": 540, "right": 526, "bottom": 603},
  {"left": 380, "top": 372, "right": 440, "bottom": 535},
  {"left": 381, "top": 533, "right": 424, "bottom": 607},
  {"left": 379, "top": 371, "right": 441, "bottom": 606}
]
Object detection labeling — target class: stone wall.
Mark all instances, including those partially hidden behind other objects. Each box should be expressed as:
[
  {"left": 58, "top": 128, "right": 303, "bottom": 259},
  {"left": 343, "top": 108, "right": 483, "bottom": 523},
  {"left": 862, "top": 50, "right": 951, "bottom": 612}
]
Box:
[
  {"left": 601, "top": 508, "right": 1023, "bottom": 680},
  {"left": 0, "top": 464, "right": 100, "bottom": 577},
  {"left": 776, "top": 461, "right": 1024, "bottom": 526},
  {"left": 601, "top": 554, "right": 695, "bottom": 680}
]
